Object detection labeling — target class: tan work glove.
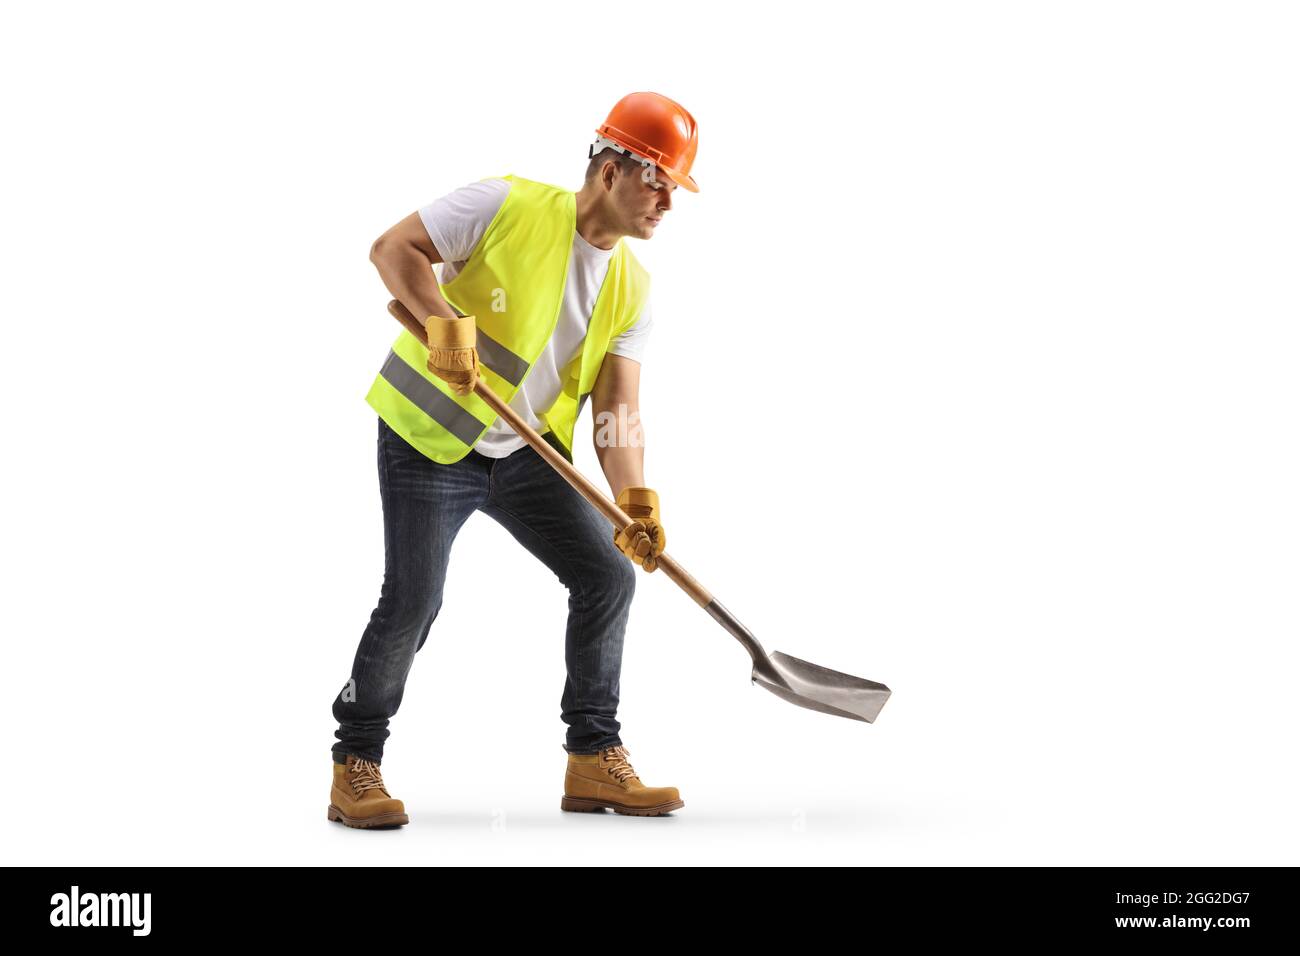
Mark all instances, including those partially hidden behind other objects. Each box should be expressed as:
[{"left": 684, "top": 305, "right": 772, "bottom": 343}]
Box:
[
  {"left": 425, "top": 313, "right": 479, "bottom": 396},
  {"left": 614, "top": 487, "right": 666, "bottom": 572}
]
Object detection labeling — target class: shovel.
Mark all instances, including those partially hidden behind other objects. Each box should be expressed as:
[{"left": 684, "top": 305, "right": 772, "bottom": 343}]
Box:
[{"left": 387, "top": 300, "right": 892, "bottom": 723}]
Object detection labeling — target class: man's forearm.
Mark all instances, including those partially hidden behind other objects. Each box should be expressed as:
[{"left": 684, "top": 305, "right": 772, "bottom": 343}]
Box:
[
  {"left": 371, "top": 242, "right": 458, "bottom": 327},
  {"left": 594, "top": 436, "right": 646, "bottom": 498}
]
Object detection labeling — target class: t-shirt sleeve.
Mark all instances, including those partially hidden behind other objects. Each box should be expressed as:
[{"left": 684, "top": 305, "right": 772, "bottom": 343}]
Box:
[
  {"left": 606, "top": 292, "right": 653, "bottom": 363},
  {"left": 417, "top": 178, "right": 510, "bottom": 264}
]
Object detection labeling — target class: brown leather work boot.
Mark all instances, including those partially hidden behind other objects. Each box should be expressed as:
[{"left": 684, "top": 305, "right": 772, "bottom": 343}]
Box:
[
  {"left": 327, "top": 754, "right": 409, "bottom": 829},
  {"left": 561, "top": 744, "right": 684, "bottom": 816}
]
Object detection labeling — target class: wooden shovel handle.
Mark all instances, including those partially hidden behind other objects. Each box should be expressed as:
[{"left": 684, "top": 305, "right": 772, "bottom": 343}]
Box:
[{"left": 385, "top": 299, "right": 714, "bottom": 607}]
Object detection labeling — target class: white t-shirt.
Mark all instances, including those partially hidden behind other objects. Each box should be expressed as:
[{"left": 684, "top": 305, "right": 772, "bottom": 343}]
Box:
[{"left": 418, "top": 177, "right": 652, "bottom": 458}]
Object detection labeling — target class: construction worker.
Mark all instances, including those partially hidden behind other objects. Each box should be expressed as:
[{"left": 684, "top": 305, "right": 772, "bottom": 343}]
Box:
[{"left": 327, "top": 92, "right": 700, "bottom": 828}]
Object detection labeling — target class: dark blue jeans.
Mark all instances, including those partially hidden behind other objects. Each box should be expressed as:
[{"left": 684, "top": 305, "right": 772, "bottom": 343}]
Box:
[{"left": 331, "top": 416, "right": 635, "bottom": 763}]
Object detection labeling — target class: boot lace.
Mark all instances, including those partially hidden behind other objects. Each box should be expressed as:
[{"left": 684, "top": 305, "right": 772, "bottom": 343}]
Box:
[
  {"left": 601, "top": 745, "right": 640, "bottom": 784},
  {"left": 350, "top": 758, "right": 389, "bottom": 797}
]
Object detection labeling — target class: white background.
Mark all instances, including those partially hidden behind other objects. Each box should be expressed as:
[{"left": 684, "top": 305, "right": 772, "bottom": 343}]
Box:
[{"left": 2, "top": 0, "right": 1296, "bottom": 865}]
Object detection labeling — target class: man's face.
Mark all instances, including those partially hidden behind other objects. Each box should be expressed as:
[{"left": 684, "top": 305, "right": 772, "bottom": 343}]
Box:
[{"left": 610, "top": 161, "right": 676, "bottom": 239}]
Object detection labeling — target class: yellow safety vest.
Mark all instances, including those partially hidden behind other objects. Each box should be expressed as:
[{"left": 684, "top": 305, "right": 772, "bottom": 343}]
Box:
[{"left": 364, "top": 173, "right": 650, "bottom": 464}]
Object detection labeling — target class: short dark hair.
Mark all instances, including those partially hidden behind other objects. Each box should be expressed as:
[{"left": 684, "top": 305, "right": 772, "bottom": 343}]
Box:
[{"left": 585, "top": 146, "right": 647, "bottom": 185}]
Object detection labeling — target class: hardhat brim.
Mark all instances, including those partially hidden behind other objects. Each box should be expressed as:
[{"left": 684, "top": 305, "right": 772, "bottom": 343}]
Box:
[{"left": 660, "top": 165, "right": 700, "bottom": 193}]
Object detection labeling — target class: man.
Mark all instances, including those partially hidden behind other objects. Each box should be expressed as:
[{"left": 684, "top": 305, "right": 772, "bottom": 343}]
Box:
[{"left": 327, "top": 92, "right": 700, "bottom": 828}]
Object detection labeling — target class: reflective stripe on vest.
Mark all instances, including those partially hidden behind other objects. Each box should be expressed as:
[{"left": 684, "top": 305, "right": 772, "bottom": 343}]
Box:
[
  {"left": 472, "top": 325, "right": 529, "bottom": 387},
  {"left": 377, "top": 349, "right": 486, "bottom": 447}
]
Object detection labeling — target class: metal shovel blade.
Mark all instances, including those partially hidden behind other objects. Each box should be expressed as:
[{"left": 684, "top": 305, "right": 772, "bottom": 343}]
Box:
[
  {"left": 704, "top": 599, "right": 892, "bottom": 723},
  {"left": 757, "top": 651, "right": 892, "bottom": 723}
]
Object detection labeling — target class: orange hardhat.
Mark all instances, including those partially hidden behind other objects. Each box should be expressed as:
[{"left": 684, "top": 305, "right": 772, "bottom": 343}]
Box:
[{"left": 590, "top": 92, "right": 700, "bottom": 192}]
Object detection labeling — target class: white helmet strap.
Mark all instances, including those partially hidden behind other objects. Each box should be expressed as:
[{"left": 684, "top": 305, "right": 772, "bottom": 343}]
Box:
[
  {"left": 588, "top": 135, "right": 665, "bottom": 187},
  {"left": 589, "top": 135, "right": 655, "bottom": 170}
]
